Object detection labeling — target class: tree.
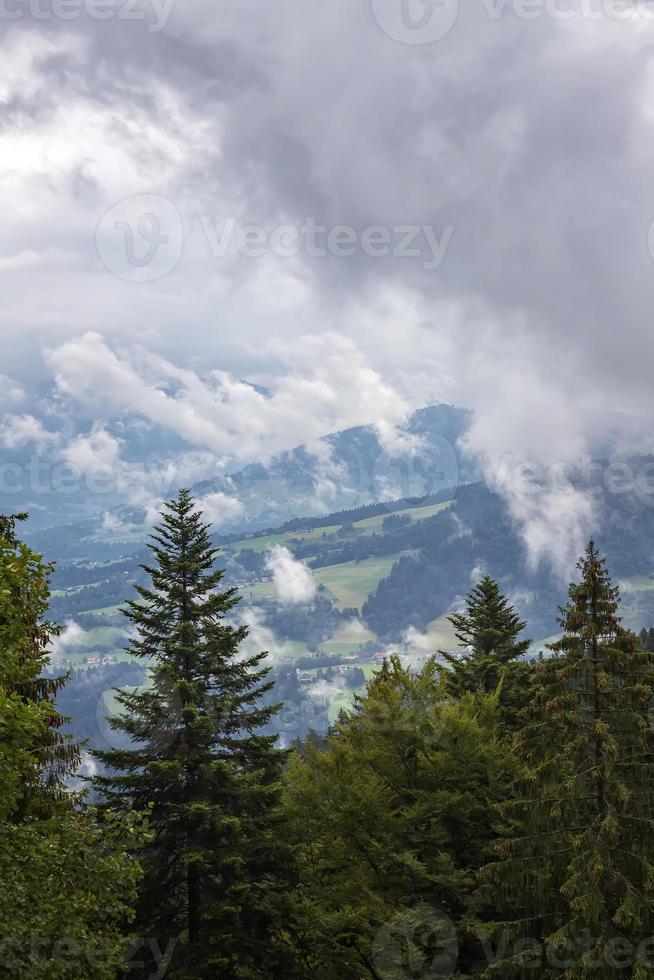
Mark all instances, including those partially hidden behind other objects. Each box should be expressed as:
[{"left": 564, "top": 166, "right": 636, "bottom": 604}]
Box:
[
  {"left": 281, "top": 656, "right": 515, "bottom": 977},
  {"left": 0, "top": 515, "right": 144, "bottom": 979},
  {"left": 441, "top": 575, "right": 533, "bottom": 725},
  {"left": 93, "top": 489, "right": 289, "bottom": 978},
  {"left": 481, "top": 542, "right": 654, "bottom": 977},
  {"left": 0, "top": 512, "right": 80, "bottom": 816}
]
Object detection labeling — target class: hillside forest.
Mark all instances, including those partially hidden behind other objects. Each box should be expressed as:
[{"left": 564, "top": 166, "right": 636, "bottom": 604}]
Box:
[{"left": 3, "top": 491, "right": 654, "bottom": 978}]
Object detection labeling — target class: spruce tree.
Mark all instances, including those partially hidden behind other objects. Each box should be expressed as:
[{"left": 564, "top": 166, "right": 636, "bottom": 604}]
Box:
[
  {"left": 481, "top": 542, "right": 654, "bottom": 977},
  {"left": 93, "top": 489, "right": 288, "bottom": 979},
  {"left": 440, "top": 575, "right": 533, "bottom": 723}
]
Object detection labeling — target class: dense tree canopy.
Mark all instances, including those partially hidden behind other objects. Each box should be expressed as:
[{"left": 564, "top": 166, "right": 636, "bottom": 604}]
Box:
[
  {"left": 4, "top": 496, "right": 654, "bottom": 979},
  {"left": 0, "top": 515, "right": 144, "bottom": 979}
]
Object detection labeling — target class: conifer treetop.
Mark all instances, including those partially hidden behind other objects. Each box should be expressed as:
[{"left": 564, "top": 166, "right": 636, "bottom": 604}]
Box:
[{"left": 449, "top": 575, "right": 528, "bottom": 655}]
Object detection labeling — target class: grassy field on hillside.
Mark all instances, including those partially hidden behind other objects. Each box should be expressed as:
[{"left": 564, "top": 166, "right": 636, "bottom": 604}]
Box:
[
  {"left": 313, "top": 555, "right": 401, "bottom": 610},
  {"left": 318, "top": 619, "right": 377, "bottom": 655},
  {"left": 228, "top": 499, "right": 454, "bottom": 555},
  {"left": 353, "top": 499, "right": 454, "bottom": 534}
]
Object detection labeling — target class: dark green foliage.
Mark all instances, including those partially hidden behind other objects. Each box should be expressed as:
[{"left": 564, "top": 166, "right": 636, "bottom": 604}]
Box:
[
  {"left": 93, "top": 489, "right": 290, "bottom": 978},
  {"left": 441, "top": 575, "right": 534, "bottom": 728},
  {"left": 9, "top": 497, "right": 654, "bottom": 980},
  {"left": 280, "top": 655, "right": 516, "bottom": 977},
  {"left": 481, "top": 542, "right": 654, "bottom": 977},
  {"left": 0, "top": 515, "right": 143, "bottom": 978},
  {"left": 0, "top": 519, "right": 80, "bottom": 816}
]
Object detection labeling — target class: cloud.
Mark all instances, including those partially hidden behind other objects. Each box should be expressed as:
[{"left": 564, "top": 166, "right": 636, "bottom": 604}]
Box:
[
  {"left": 230, "top": 605, "right": 302, "bottom": 663},
  {"left": 403, "top": 625, "right": 436, "bottom": 657},
  {"left": 61, "top": 425, "right": 122, "bottom": 473},
  {"left": 307, "top": 675, "right": 347, "bottom": 706},
  {"left": 265, "top": 546, "right": 317, "bottom": 604},
  {"left": 4, "top": 6, "right": 654, "bottom": 575},
  {"left": 0, "top": 375, "right": 25, "bottom": 408},
  {"left": 196, "top": 490, "right": 244, "bottom": 525},
  {"left": 0, "top": 414, "right": 58, "bottom": 449},
  {"left": 45, "top": 330, "right": 415, "bottom": 467},
  {"left": 101, "top": 510, "right": 131, "bottom": 534},
  {"left": 49, "top": 619, "right": 88, "bottom": 661}
]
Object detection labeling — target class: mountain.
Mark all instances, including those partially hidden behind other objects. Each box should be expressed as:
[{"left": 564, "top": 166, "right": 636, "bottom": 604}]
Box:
[{"left": 19, "top": 403, "right": 478, "bottom": 561}]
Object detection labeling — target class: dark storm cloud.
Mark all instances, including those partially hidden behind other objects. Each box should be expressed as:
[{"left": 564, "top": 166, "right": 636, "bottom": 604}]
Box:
[{"left": 3, "top": 2, "right": 654, "bottom": 567}]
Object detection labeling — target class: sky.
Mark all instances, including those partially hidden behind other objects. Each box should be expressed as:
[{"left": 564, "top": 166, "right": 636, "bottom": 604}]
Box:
[{"left": 2, "top": 1, "right": 654, "bottom": 569}]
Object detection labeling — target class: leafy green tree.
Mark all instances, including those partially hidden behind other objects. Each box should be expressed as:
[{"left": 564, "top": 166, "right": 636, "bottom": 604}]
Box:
[
  {"left": 93, "top": 489, "right": 289, "bottom": 978},
  {"left": 481, "top": 542, "right": 654, "bottom": 977},
  {"left": 281, "top": 656, "right": 514, "bottom": 977},
  {"left": 441, "top": 575, "right": 533, "bottom": 725},
  {"left": 0, "top": 512, "right": 79, "bottom": 816},
  {"left": 0, "top": 515, "right": 144, "bottom": 979},
  {"left": 0, "top": 807, "right": 146, "bottom": 980}
]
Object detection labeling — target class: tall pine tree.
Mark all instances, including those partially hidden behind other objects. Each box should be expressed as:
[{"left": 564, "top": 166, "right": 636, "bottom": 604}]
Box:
[
  {"left": 441, "top": 575, "right": 533, "bottom": 725},
  {"left": 93, "top": 489, "right": 288, "bottom": 979},
  {"left": 481, "top": 542, "right": 654, "bottom": 977}
]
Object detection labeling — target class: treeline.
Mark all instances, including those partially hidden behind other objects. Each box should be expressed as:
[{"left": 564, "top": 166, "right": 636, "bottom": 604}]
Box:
[{"left": 3, "top": 493, "right": 654, "bottom": 977}]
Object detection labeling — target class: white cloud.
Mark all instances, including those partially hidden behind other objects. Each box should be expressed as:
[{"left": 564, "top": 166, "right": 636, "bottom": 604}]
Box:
[
  {"left": 196, "top": 491, "right": 245, "bottom": 525},
  {"left": 265, "top": 546, "right": 317, "bottom": 605},
  {"left": 3, "top": 4, "right": 654, "bottom": 578},
  {"left": 101, "top": 511, "right": 131, "bottom": 534},
  {"left": 231, "top": 605, "right": 302, "bottom": 663},
  {"left": 49, "top": 619, "right": 88, "bottom": 661},
  {"left": 61, "top": 426, "right": 122, "bottom": 474},
  {"left": 45, "top": 331, "right": 414, "bottom": 468},
  {"left": 307, "top": 675, "right": 346, "bottom": 706},
  {"left": 0, "top": 414, "right": 57, "bottom": 449},
  {"left": 0, "top": 375, "right": 25, "bottom": 408},
  {"left": 403, "top": 625, "right": 436, "bottom": 657}
]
